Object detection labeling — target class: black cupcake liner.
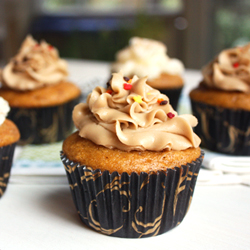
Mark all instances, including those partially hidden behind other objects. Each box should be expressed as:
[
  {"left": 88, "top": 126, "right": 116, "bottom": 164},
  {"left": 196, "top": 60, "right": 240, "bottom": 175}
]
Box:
[
  {"left": 191, "top": 100, "right": 250, "bottom": 155},
  {"left": 7, "top": 97, "right": 80, "bottom": 145},
  {"left": 60, "top": 150, "right": 204, "bottom": 238},
  {"left": 0, "top": 143, "right": 17, "bottom": 198},
  {"left": 159, "top": 87, "right": 183, "bottom": 111}
]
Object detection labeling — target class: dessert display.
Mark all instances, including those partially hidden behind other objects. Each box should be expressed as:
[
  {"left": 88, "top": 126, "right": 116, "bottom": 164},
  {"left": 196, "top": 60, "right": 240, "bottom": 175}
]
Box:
[
  {"left": 111, "top": 37, "right": 184, "bottom": 110},
  {"left": 61, "top": 72, "right": 203, "bottom": 238},
  {"left": 190, "top": 43, "right": 250, "bottom": 155},
  {"left": 0, "top": 97, "right": 20, "bottom": 198},
  {"left": 0, "top": 35, "right": 81, "bottom": 145}
]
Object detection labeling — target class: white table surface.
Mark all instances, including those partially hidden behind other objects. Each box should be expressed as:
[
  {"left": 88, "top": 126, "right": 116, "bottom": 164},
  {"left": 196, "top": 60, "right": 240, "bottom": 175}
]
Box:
[{"left": 0, "top": 60, "right": 250, "bottom": 250}]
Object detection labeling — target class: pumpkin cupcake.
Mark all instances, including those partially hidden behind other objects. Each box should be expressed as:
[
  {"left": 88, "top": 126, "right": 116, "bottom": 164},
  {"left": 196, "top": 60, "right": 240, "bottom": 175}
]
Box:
[
  {"left": 190, "top": 43, "right": 250, "bottom": 155},
  {"left": 61, "top": 72, "right": 203, "bottom": 238},
  {"left": 0, "top": 35, "right": 81, "bottom": 145},
  {"left": 0, "top": 97, "right": 20, "bottom": 198},
  {"left": 111, "top": 37, "right": 184, "bottom": 110}
]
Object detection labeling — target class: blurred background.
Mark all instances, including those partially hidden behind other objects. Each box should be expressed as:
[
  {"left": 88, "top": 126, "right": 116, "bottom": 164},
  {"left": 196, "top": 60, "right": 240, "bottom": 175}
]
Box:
[{"left": 0, "top": 0, "right": 250, "bottom": 69}]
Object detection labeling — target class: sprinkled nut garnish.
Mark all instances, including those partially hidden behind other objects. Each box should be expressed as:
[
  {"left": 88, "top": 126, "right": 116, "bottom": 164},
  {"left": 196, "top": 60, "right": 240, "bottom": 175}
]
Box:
[
  {"left": 160, "top": 100, "right": 168, "bottom": 105},
  {"left": 157, "top": 98, "right": 164, "bottom": 104},
  {"left": 123, "top": 76, "right": 130, "bottom": 82},
  {"left": 167, "top": 112, "right": 175, "bottom": 119},
  {"left": 233, "top": 62, "right": 239, "bottom": 68},
  {"left": 123, "top": 83, "right": 132, "bottom": 90},
  {"left": 133, "top": 95, "right": 143, "bottom": 103},
  {"left": 106, "top": 89, "right": 113, "bottom": 95}
]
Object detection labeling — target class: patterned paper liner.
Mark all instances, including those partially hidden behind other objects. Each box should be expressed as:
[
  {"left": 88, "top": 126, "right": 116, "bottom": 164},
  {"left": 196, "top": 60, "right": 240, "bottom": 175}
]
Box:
[
  {"left": 160, "top": 86, "right": 183, "bottom": 111},
  {"left": 0, "top": 143, "right": 17, "bottom": 198},
  {"left": 7, "top": 97, "right": 80, "bottom": 145},
  {"left": 60, "top": 150, "right": 204, "bottom": 238},
  {"left": 191, "top": 100, "right": 250, "bottom": 155}
]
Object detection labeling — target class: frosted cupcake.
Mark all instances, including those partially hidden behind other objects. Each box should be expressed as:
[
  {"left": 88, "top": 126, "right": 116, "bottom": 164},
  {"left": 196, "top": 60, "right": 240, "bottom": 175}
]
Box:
[
  {"left": 111, "top": 37, "right": 184, "bottom": 110},
  {"left": 0, "top": 97, "right": 20, "bottom": 198},
  {"left": 0, "top": 35, "right": 81, "bottom": 145},
  {"left": 61, "top": 72, "right": 203, "bottom": 238},
  {"left": 190, "top": 43, "right": 250, "bottom": 155}
]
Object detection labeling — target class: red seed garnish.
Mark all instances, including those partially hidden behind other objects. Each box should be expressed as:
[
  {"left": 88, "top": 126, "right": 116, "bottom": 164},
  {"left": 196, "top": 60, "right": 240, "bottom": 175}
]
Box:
[
  {"left": 160, "top": 100, "right": 168, "bottom": 105},
  {"left": 34, "top": 43, "right": 40, "bottom": 48},
  {"left": 123, "top": 76, "right": 130, "bottom": 82},
  {"left": 106, "top": 89, "right": 113, "bottom": 94},
  {"left": 233, "top": 62, "right": 239, "bottom": 68},
  {"left": 123, "top": 83, "right": 132, "bottom": 90},
  {"left": 48, "top": 45, "right": 54, "bottom": 50},
  {"left": 167, "top": 112, "right": 175, "bottom": 119}
]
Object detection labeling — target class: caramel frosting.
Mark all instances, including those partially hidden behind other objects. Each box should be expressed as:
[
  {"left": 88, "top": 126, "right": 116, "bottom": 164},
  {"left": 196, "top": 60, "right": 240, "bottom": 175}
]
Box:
[
  {"left": 0, "top": 35, "right": 68, "bottom": 91},
  {"left": 0, "top": 97, "right": 10, "bottom": 126},
  {"left": 111, "top": 37, "right": 184, "bottom": 80},
  {"left": 73, "top": 72, "right": 200, "bottom": 152},
  {"left": 202, "top": 44, "right": 250, "bottom": 92}
]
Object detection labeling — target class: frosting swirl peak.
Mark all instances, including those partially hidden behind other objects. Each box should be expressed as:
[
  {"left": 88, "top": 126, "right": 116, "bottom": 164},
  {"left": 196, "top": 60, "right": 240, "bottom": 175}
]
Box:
[
  {"left": 111, "top": 37, "right": 184, "bottom": 80},
  {"left": 202, "top": 44, "right": 250, "bottom": 92},
  {"left": 73, "top": 72, "right": 200, "bottom": 151},
  {"left": 1, "top": 35, "right": 68, "bottom": 90}
]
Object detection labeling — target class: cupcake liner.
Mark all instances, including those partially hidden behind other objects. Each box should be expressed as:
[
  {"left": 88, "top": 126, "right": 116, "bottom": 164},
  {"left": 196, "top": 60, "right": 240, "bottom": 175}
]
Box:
[
  {"left": 0, "top": 143, "right": 17, "bottom": 198},
  {"left": 159, "top": 87, "right": 183, "bottom": 111},
  {"left": 8, "top": 97, "right": 80, "bottom": 145},
  {"left": 60, "top": 150, "right": 204, "bottom": 238},
  {"left": 191, "top": 100, "right": 250, "bottom": 155}
]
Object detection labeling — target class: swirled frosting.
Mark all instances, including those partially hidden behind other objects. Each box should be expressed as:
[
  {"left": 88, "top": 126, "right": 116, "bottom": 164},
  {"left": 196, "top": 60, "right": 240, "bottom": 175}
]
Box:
[
  {"left": 111, "top": 37, "right": 184, "bottom": 80},
  {"left": 202, "top": 44, "right": 250, "bottom": 92},
  {"left": 73, "top": 72, "right": 200, "bottom": 152},
  {"left": 0, "top": 35, "right": 68, "bottom": 90},
  {"left": 0, "top": 97, "right": 10, "bottom": 126}
]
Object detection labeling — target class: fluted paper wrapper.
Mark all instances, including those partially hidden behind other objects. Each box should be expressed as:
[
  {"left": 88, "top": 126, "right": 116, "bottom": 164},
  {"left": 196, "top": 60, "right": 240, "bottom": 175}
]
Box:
[
  {"left": 191, "top": 100, "right": 250, "bottom": 155},
  {"left": 160, "top": 86, "right": 183, "bottom": 111},
  {"left": 0, "top": 143, "right": 17, "bottom": 198},
  {"left": 7, "top": 97, "right": 80, "bottom": 145},
  {"left": 61, "top": 151, "right": 204, "bottom": 238}
]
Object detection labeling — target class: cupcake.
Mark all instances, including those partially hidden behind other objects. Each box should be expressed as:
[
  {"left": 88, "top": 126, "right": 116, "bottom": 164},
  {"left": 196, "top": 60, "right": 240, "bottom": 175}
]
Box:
[
  {"left": 111, "top": 37, "right": 184, "bottom": 110},
  {"left": 190, "top": 44, "right": 250, "bottom": 155},
  {"left": 0, "top": 97, "right": 20, "bottom": 198},
  {"left": 0, "top": 35, "right": 81, "bottom": 145},
  {"left": 61, "top": 72, "right": 203, "bottom": 238}
]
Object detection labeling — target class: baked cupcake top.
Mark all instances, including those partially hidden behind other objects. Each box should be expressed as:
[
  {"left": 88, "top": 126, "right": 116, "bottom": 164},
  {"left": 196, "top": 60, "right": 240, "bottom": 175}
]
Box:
[
  {"left": 73, "top": 72, "right": 200, "bottom": 152},
  {"left": 0, "top": 35, "right": 68, "bottom": 91},
  {"left": 202, "top": 43, "right": 250, "bottom": 92},
  {"left": 111, "top": 37, "right": 184, "bottom": 80},
  {"left": 0, "top": 97, "right": 10, "bottom": 126}
]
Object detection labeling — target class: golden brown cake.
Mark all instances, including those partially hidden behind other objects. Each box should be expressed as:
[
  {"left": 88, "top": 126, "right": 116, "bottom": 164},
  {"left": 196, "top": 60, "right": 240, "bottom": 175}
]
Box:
[
  {"left": 0, "top": 35, "right": 81, "bottom": 144},
  {"left": 111, "top": 37, "right": 184, "bottom": 110},
  {"left": 190, "top": 43, "right": 250, "bottom": 155},
  {"left": 0, "top": 97, "right": 20, "bottom": 198},
  {"left": 63, "top": 132, "right": 201, "bottom": 175},
  {"left": 0, "top": 119, "right": 20, "bottom": 147},
  {"left": 0, "top": 81, "right": 81, "bottom": 108},
  {"left": 61, "top": 72, "right": 203, "bottom": 238}
]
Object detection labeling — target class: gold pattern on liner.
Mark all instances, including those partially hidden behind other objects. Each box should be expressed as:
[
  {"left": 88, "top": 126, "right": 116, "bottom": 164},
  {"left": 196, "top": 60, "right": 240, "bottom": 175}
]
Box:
[
  {"left": 218, "top": 121, "right": 250, "bottom": 152},
  {"left": 14, "top": 109, "right": 36, "bottom": 145},
  {"left": 88, "top": 199, "right": 124, "bottom": 235},
  {"left": 2, "top": 156, "right": 9, "bottom": 160},
  {"left": 69, "top": 183, "right": 78, "bottom": 190},
  {"left": 63, "top": 156, "right": 198, "bottom": 238},
  {"left": 64, "top": 164, "right": 77, "bottom": 174},
  {"left": 40, "top": 113, "right": 58, "bottom": 142},
  {"left": 173, "top": 168, "right": 188, "bottom": 216}
]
